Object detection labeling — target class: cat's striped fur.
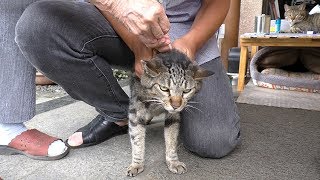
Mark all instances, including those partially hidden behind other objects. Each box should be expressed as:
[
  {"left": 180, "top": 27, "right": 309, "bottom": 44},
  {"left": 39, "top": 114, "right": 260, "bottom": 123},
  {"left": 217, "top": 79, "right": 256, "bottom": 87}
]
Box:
[{"left": 126, "top": 50, "right": 213, "bottom": 177}]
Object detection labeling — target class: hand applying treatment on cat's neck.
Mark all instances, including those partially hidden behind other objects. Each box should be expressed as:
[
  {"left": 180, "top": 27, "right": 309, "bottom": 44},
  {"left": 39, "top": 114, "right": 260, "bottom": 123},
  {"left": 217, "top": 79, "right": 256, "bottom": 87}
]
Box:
[{"left": 171, "top": 38, "right": 197, "bottom": 62}]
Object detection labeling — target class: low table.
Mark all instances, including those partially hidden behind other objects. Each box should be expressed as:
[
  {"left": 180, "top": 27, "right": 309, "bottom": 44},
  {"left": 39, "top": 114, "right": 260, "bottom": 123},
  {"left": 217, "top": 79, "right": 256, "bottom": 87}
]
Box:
[{"left": 237, "top": 33, "right": 320, "bottom": 91}]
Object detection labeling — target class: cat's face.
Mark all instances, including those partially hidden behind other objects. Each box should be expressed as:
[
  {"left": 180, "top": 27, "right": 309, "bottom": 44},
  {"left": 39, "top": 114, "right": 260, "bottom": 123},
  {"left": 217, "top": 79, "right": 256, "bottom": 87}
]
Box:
[
  {"left": 284, "top": 3, "right": 307, "bottom": 26},
  {"left": 140, "top": 50, "right": 213, "bottom": 113}
]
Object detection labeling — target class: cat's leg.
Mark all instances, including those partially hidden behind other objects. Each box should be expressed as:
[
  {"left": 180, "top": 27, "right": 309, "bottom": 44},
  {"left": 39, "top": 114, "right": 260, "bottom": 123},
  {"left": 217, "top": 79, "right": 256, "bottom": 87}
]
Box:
[
  {"left": 127, "top": 113, "right": 146, "bottom": 177},
  {"left": 290, "top": 24, "right": 304, "bottom": 33},
  {"left": 164, "top": 113, "right": 187, "bottom": 174}
]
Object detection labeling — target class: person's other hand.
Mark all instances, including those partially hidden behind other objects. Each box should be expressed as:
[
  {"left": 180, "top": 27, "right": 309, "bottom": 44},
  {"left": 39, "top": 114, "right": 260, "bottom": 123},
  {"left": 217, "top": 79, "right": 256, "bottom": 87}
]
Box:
[
  {"left": 92, "top": 0, "right": 171, "bottom": 49},
  {"left": 171, "top": 37, "right": 196, "bottom": 61}
]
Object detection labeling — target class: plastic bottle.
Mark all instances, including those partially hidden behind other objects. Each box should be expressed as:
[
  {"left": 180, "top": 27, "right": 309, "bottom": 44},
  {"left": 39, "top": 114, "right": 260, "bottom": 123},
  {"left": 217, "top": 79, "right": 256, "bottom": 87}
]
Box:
[{"left": 275, "top": 18, "right": 281, "bottom": 33}]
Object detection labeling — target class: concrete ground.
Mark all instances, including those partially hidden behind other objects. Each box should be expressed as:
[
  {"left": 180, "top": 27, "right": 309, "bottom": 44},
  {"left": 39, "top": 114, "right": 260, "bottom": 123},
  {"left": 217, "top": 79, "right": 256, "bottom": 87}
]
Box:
[{"left": 0, "top": 83, "right": 319, "bottom": 180}]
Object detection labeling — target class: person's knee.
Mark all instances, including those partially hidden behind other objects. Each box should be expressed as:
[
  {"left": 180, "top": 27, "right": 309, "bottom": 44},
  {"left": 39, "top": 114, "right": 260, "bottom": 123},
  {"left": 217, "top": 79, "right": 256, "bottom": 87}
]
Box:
[
  {"left": 16, "top": 1, "right": 51, "bottom": 45},
  {"left": 183, "top": 128, "right": 241, "bottom": 159},
  {"left": 15, "top": 1, "right": 60, "bottom": 67}
]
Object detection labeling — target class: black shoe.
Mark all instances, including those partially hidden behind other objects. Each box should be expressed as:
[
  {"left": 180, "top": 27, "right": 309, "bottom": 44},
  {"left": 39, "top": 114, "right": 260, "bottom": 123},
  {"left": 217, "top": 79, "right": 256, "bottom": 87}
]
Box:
[{"left": 66, "top": 115, "right": 128, "bottom": 149}]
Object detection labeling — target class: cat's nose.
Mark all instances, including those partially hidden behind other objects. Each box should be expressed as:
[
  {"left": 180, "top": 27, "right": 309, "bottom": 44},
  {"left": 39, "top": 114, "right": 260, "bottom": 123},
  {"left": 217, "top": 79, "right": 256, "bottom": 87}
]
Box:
[{"left": 170, "top": 96, "right": 182, "bottom": 109}]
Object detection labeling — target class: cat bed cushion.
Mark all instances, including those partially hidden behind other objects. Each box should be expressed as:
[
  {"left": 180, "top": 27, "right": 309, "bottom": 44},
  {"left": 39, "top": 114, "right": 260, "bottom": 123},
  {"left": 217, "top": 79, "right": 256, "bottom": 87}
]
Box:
[{"left": 250, "top": 47, "right": 320, "bottom": 93}]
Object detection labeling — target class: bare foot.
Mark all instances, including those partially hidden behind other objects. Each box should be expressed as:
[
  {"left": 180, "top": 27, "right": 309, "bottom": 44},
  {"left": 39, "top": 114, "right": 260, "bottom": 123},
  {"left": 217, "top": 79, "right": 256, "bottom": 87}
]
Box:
[
  {"left": 67, "top": 132, "right": 83, "bottom": 147},
  {"left": 67, "top": 120, "right": 128, "bottom": 147},
  {"left": 114, "top": 120, "right": 128, "bottom": 126}
]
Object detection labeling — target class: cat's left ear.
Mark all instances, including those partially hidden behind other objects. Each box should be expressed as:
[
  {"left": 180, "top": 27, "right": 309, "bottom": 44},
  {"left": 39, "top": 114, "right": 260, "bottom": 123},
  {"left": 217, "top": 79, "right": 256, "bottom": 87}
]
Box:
[
  {"left": 193, "top": 67, "right": 214, "bottom": 80},
  {"left": 284, "top": 4, "right": 290, "bottom": 11},
  {"left": 141, "top": 60, "right": 161, "bottom": 77}
]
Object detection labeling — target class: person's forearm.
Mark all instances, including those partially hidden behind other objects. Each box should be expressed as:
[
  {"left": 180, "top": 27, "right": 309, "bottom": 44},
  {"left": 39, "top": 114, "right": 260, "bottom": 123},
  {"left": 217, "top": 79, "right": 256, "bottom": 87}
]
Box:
[
  {"left": 95, "top": 8, "right": 153, "bottom": 78},
  {"left": 90, "top": 0, "right": 122, "bottom": 21},
  {"left": 185, "top": 0, "right": 230, "bottom": 54}
]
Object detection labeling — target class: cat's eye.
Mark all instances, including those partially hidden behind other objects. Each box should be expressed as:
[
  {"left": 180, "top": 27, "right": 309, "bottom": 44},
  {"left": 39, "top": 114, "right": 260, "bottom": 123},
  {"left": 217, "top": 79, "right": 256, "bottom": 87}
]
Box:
[
  {"left": 159, "top": 85, "right": 169, "bottom": 92},
  {"left": 183, "top": 89, "right": 192, "bottom": 93}
]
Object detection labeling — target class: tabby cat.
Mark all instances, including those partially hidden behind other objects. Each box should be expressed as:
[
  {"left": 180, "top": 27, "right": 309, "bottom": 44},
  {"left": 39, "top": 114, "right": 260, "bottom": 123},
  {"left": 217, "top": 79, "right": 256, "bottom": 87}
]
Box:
[
  {"left": 126, "top": 50, "right": 213, "bottom": 177},
  {"left": 284, "top": 3, "right": 320, "bottom": 33}
]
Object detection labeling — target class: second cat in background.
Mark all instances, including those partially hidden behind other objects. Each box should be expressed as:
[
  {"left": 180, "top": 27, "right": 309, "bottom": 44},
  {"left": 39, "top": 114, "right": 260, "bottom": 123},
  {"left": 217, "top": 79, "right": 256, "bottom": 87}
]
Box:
[{"left": 284, "top": 3, "right": 320, "bottom": 33}]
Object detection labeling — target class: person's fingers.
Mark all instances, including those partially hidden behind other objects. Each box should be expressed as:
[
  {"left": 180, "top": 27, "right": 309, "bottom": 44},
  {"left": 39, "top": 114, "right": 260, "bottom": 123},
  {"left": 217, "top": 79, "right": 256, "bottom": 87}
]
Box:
[
  {"left": 158, "top": 13, "right": 170, "bottom": 35},
  {"left": 154, "top": 38, "right": 172, "bottom": 52},
  {"left": 138, "top": 35, "right": 159, "bottom": 48},
  {"left": 129, "top": 4, "right": 169, "bottom": 45},
  {"left": 150, "top": 23, "right": 164, "bottom": 39},
  {"left": 156, "top": 45, "right": 171, "bottom": 52},
  {"left": 134, "top": 60, "right": 144, "bottom": 78},
  {"left": 140, "top": 36, "right": 161, "bottom": 49},
  {"left": 135, "top": 69, "right": 142, "bottom": 78},
  {"left": 135, "top": 4, "right": 164, "bottom": 40},
  {"left": 143, "top": 35, "right": 170, "bottom": 49},
  {"left": 145, "top": 41, "right": 168, "bottom": 49},
  {"left": 125, "top": 16, "right": 158, "bottom": 44}
]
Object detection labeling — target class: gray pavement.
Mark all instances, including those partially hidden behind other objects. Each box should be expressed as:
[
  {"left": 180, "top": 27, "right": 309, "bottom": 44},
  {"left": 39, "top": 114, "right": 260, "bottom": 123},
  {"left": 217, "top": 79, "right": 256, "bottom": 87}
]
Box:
[{"left": 1, "top": 84, "right": 319, "bottom": 179}]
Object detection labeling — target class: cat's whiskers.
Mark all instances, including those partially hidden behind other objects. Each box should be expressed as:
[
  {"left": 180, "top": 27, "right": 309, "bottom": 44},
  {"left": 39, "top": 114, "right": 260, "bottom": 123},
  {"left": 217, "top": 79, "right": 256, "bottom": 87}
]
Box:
[
  {"left": 143, "top": 99, "right": 164, "bottom": 106},
  {"left": 143, "top": 99, "right": 161, "bottom": 103},
  {"left": 184, "top": 107, "right": 193, "bottom": 114},
  {"left": 188, "top": 101, "right": 201, "bottom": 104},
  {"left": 186, "top": 104, "right": 203, "bottom": 113}
]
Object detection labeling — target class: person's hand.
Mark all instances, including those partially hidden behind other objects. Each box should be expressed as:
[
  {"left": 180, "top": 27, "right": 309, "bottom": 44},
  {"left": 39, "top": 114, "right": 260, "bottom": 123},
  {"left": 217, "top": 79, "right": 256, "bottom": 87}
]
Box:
[
  {"left": 133, "top": 43, "right": 154, "bottom": 78},
  {"left": 92, "top": 0, "right": 171, "bottom": 49},
  {"left": 171, "top": 37, "right": 196, "bottom": 61}
]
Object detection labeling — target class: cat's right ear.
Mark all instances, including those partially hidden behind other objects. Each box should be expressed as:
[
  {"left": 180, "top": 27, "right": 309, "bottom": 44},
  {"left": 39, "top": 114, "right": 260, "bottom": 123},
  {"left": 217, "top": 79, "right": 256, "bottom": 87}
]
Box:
[
  {"left": 298, "top": 3, "right": 306, "bottom": 10},
  {"left": 141, "top": 60, "right": 161, "bottom": 77}
]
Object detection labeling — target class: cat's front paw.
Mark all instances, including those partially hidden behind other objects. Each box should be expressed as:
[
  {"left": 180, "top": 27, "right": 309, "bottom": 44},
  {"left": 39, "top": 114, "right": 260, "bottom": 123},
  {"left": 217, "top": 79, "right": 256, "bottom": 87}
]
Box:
[
  {"left": 290, "top": 26, "right": 303, "bottom": 33},
  {"left": 167, "top": 160, "right": 187, "bottom": 174},
  {"left": 127, "top": 163, "right": 144, "bottom": 177}
]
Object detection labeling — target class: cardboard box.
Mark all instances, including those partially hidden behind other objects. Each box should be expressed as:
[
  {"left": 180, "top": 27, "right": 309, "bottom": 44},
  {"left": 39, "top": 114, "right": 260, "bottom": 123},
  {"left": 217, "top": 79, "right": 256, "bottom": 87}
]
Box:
[{"left": 270, "top": 19, "right": 291, "bottom": 33}]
